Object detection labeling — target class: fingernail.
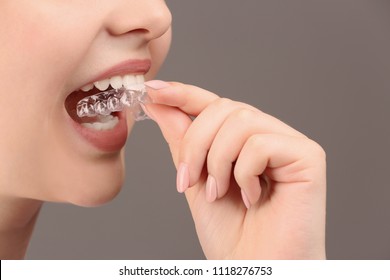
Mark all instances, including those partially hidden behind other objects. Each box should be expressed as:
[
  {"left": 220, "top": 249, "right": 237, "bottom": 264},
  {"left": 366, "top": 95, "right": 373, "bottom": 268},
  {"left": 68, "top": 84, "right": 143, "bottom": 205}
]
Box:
[
  {"left": 241, "top": 189, "right": 251, "bottom": 209},
  {"left": 144, "top": 80, "right": 170, "bottom": 90},
  {"left": 176, "top": 163, "right": 189, "bottom": 193},
  {"left": 206, "top": 175, "right": 218, "bottom": 203}
]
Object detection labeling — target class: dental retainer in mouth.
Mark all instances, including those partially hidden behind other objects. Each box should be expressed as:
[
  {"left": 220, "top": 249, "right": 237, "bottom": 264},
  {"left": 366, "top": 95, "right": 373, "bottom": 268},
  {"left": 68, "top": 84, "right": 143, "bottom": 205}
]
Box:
[{"left": 76, "top": 85, "right": 150, "bottom": 121}]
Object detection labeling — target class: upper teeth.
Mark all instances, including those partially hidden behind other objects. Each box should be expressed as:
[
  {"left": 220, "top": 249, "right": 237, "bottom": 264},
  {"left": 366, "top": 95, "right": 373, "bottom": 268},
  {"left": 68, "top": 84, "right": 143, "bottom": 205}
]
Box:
[{"left": 81, "top": 74, "right": 145, "bottom": 92}]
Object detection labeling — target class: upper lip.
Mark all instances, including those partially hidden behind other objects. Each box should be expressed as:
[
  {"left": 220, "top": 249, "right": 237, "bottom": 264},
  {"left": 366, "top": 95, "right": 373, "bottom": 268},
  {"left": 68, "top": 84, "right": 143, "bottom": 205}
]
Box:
[{"left": 80, "top": 58, "right": 151, "bottom": 89}]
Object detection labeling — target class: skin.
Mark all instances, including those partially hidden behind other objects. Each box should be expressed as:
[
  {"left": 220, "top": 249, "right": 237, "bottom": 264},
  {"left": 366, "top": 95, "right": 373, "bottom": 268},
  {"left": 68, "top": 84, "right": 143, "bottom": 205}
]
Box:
[
  {"left": 0, "top": 0, "right": 326, "bottom": 259},
  {"left": 0, "top": 0, "right": 172, "bottom": 259},
  {"left": 146, "top": 83, "right": 326, "bottom": 259}
]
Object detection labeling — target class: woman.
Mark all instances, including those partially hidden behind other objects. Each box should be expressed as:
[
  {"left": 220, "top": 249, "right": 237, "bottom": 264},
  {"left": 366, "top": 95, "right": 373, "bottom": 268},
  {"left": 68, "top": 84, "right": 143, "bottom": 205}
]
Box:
[{"left": 0, "top": 0, "right": 326, "bottom": 259}]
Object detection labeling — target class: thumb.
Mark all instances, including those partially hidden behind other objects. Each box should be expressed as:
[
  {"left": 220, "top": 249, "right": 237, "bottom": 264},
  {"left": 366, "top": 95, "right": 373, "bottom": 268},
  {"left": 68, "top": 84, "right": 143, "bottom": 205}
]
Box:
[{"left": 144, "top": 103, "right": 191, "bottom": 167}]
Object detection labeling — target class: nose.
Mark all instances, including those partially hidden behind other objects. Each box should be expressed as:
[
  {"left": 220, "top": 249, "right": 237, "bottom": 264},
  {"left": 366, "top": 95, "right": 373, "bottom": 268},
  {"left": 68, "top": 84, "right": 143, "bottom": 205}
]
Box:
[{"left": 105, "top": 0, "right": 172, "bottom": 41}]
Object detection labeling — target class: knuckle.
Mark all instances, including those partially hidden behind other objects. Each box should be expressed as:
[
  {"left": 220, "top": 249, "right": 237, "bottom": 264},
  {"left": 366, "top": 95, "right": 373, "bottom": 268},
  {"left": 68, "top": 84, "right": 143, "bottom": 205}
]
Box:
[
  {"left": 247, "top": 134, "right": 268, "bottom": 150},
  {"left": 230, "top": 108, "right": 258, "bottom": 123},
  {"left": 306, "top": 139, "right": 326, "bottom": 160},
  {"left": 212, "top": 97, "right": 233, "bottom": 108}
]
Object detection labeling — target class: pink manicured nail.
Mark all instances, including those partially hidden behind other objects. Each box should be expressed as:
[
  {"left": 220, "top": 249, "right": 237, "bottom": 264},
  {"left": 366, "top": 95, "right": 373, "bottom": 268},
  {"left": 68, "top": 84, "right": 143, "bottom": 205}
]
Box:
[
  {"left": 206, "top": 175, "right": 218, "bottom": 203},
  {"left": 241, "top": 189, "right": 251, "bottom": 209},
  {"left": 144, "top": 80, "right": 170, "bottom": 90},
  {"left": 176, "top": 163, "right": 189, "bottom": 193}
]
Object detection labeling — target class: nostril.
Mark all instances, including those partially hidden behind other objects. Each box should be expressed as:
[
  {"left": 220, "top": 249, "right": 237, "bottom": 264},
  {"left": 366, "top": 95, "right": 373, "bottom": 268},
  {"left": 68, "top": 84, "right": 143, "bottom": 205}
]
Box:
[{"left": 107, "top": 26, "right": 148, "bottom": 37}]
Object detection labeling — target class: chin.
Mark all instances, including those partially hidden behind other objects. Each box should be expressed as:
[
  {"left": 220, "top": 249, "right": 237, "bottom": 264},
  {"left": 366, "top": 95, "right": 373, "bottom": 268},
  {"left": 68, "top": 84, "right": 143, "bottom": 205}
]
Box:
[
  {"left": 66, "top": 177, "right": 124, "bottom": 207},
  {"left": 47, "top": 151, "right": 127, "bottom": 207}
]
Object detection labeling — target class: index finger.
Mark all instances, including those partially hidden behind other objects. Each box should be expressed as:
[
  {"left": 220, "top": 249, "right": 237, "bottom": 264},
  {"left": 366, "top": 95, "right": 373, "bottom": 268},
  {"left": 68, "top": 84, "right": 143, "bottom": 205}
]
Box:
[{"left": 145, "top": 80, "right": 219, "bottom": 116}]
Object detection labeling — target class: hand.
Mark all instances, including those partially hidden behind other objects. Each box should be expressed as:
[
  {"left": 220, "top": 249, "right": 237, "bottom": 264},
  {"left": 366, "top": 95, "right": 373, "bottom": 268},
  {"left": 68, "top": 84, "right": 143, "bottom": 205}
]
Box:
[{"left": 145, "top": 80, "right": 327, "bottom": 259}]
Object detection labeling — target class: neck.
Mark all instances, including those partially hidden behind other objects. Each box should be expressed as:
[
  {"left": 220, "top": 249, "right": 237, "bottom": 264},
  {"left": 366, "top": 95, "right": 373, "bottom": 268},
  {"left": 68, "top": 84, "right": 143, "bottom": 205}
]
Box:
[{"left": 0, "top": 195, "right": 42, "bottom": 259}]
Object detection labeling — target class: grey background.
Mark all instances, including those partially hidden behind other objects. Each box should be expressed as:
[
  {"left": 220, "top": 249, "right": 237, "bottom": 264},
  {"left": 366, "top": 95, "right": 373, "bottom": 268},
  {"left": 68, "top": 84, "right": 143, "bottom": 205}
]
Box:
[{"left": 27, "top": 0, "right": 390, "bottom": 259}]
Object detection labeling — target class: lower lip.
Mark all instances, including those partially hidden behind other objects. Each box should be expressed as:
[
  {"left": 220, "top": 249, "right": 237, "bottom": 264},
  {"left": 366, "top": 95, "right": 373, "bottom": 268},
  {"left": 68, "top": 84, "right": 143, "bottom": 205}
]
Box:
[{"left": 68, "top": 111, "right": 128, "bottom": 153}]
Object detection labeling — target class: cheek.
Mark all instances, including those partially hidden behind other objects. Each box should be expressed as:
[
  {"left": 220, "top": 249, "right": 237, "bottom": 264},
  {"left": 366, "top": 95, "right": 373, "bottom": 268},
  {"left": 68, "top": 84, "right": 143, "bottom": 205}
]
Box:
[
  {"left": 0, "top": 2, "right": 101, "bottom": 93},
  {"left": 0, "top": 3, "right": 124, "bottom": 203}
]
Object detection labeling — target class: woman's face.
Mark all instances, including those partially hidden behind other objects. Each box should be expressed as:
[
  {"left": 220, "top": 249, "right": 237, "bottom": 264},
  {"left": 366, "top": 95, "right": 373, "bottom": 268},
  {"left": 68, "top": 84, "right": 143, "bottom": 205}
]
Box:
[{"left": 0, "top": 0, "right": 172, "bottom": 206}]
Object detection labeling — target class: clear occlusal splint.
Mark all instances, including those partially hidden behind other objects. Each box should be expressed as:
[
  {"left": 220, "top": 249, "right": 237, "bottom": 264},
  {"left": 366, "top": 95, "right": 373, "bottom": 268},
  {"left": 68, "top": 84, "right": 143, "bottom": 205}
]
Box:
[{"left": 76, "top": 85, "right": 150, "bottom": 121}]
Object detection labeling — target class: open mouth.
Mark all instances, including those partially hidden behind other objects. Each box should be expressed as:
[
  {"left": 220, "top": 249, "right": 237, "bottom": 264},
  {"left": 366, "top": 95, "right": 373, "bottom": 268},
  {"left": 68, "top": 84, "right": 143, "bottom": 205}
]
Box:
[{"left": 65, "top": 74, "right": 145, "bottom": 131}]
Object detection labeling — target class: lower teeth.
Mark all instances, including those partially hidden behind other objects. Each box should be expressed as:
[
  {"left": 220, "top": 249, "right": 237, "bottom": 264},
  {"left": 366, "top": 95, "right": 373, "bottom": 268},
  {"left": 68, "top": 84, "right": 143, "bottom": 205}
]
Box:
[{"left": 81, "top": 115, "right": 119, "bottom": 131}]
